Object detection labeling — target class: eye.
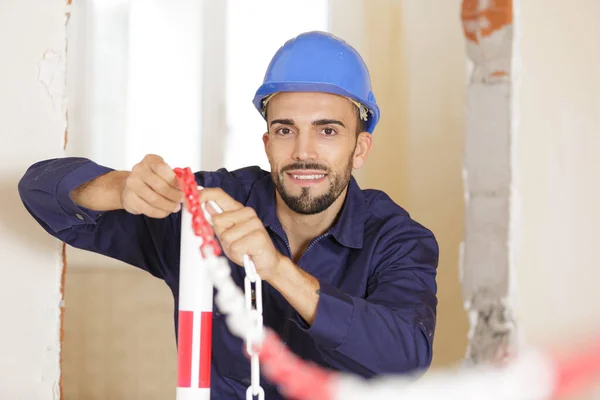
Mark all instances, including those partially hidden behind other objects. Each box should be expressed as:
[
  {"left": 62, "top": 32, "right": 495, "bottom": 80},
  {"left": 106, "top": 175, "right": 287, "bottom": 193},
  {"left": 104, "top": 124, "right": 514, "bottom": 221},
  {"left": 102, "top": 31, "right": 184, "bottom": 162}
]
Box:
[
  {"left": 321, "top": 127, "right": 337, "bottom": 136},
  {"left": 276, "top": 127, "right": 292, "bottom": 135}
]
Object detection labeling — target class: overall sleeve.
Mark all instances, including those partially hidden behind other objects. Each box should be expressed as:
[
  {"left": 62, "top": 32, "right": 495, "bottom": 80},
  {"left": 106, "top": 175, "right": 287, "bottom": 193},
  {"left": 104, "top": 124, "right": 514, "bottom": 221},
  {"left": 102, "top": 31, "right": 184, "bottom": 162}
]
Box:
[
  {"left": 18, "top": 157, "right": 187, "bottom": 281},
  {"left": 295, "top": 219, "right": 438, "bottom": 378}
]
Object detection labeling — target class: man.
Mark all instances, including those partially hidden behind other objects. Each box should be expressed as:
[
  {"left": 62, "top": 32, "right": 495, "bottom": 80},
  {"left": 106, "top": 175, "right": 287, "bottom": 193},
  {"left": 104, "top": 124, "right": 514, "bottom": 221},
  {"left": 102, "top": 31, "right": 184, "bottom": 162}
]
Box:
[{"left": 18, "top": 31, "right": 438, "bottom": 399}]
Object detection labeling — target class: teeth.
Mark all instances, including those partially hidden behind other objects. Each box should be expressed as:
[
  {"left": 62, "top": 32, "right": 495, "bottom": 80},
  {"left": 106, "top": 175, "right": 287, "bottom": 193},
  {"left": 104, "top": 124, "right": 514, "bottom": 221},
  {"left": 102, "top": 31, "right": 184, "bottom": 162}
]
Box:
[{"left": 292, "top": 174, "right": 324, "bottom": 180}]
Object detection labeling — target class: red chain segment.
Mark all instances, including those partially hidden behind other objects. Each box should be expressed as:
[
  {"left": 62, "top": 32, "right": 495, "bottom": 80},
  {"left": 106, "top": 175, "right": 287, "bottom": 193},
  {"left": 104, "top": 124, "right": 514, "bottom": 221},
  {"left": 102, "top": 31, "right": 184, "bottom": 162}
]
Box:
[
  {"left": 553, "top": 338, "right": 600, "bottom": 398},
  {"left": 174, "top": 167, "right": 222, "bottom": 258},
  {"left": 259, "top": 330, "right": 335, "bottom": 400}
]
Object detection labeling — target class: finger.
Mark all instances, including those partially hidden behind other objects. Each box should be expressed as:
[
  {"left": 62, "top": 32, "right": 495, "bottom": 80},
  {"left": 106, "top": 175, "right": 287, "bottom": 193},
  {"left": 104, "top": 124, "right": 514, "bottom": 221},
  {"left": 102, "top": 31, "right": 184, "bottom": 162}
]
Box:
[
  {"left": 143, "top": 169, "right": 183, "bottom": 203},
  {"left": 198, "top": 187, "right": 243, "bottom": 213},
  {"left": 218, "top": 215, "right": 264, "bottom": 248},
  {"left": 134, "top": 180, "right": 181, "bottom": 214},
  {"left": 211, "top": 207, "right": 258, "bottom": 237},
  {"left": 229, "top": 230, "right": 266, "bottom": 259},
  {"left": 145, "top": 155, "right": 180, "bottom": 188},
  {"left": 126, "top": 192, "right": 171, "bottom": 219}
]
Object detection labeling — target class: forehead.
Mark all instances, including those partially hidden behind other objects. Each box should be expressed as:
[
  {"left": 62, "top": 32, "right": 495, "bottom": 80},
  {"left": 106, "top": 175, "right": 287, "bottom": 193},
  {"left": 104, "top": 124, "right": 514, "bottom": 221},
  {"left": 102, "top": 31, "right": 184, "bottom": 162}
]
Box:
[{"left": 266, "top": 92, "right": 355, "bottom": 119}]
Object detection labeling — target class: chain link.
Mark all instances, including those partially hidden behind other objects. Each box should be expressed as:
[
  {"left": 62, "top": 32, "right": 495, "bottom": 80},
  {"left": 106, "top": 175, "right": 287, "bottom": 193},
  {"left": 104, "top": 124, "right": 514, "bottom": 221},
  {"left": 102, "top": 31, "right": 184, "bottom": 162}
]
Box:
[{"left": 244, "top": 253, "right": 265, "bottom": 398}]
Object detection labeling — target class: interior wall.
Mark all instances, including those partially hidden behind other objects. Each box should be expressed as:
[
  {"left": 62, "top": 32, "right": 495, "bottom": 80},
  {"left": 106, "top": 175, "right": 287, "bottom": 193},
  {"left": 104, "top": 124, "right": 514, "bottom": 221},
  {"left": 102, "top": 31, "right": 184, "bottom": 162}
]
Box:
[
  {"left": 513, "top": 0, "right": 600, "bottom": 348},
  {"left": 62, "top": 266, "right": 176, "bottom": 400},
  {"left": 358, "top": 0, "right": 469, "bottom": 367},
  {"left": 0, "top": 1, "right": 67, "bottom": 398},
  {"left": 66, "top": 0, "right": 130, "bottom": 168}
]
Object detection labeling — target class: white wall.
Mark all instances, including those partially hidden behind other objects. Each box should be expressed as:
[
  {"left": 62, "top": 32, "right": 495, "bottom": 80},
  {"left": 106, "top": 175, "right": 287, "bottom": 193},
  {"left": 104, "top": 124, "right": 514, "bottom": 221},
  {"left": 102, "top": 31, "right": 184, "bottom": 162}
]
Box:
[
  {"left": 512, "top": 0, "right": 600, "bottom": 348},
  {"left": 66, "top": 0, "right": 130, "bottom": 170},
  {"left": 67, "top": 0, "right": 204, "bottom": 173},
  {"left": 0, "top": 1, "right": 67, "bottom": 398},
  {"left": 125, "top": 0, "right": 203, "bottom": 171}
]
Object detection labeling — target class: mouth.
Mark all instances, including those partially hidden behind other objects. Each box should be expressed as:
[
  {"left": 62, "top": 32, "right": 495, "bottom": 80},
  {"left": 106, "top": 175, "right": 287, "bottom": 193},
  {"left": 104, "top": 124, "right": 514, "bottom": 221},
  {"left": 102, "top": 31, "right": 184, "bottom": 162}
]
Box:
[{"left": 285, "top": 171, "right": 327, "bottom": 186}]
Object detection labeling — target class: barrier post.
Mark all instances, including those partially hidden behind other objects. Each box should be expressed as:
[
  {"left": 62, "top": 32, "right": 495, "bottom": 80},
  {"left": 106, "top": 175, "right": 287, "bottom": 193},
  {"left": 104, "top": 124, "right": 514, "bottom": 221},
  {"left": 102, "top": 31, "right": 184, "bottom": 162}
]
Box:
[{"left": 176, "top": 205, "right": 213, "bottom": 400}]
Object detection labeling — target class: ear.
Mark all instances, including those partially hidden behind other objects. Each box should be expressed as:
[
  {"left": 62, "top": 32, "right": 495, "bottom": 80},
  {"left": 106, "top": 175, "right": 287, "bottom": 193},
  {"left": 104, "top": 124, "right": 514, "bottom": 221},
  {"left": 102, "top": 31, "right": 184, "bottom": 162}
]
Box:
[
  {"left": 262, "top": 132, "right": 271, "bottom": 161},
  {"left": 352, "top": 132, "right": 373, "bottom": 169}
]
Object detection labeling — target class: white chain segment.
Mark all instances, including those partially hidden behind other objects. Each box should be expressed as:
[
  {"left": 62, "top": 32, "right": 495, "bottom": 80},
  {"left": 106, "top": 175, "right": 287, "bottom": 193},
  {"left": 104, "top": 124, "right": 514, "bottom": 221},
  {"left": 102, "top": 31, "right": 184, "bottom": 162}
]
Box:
[
  {"left": 244, "top": 258, "right": 265, "bottom": 400},
  {"left": 199, "top": 191, "right": 265, "bottom": 399}
]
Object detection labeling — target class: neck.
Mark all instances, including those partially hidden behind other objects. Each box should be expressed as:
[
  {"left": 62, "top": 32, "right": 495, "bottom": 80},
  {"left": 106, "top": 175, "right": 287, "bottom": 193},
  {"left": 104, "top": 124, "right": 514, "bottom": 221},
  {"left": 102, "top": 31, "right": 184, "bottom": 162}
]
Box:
[{"left": 276, "top": 187, "right": 348, "bottom": 261}]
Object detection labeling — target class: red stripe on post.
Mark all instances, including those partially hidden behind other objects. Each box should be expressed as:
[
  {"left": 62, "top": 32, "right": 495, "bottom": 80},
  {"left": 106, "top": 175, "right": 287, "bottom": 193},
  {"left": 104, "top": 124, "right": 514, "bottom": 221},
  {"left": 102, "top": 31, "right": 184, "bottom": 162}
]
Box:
[
  {"left": 177, "top": 310, "right": 194, "bottom": 387},
  {"left": 199, "top": 311, "right": 213, "bottom": 388}
]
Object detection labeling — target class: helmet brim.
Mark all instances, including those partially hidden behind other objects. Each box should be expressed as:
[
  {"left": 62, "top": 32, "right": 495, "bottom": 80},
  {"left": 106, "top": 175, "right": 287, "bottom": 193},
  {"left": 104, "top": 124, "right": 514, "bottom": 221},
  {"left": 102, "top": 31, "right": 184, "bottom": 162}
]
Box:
[{"left": 253, "top": 81, "right": 380, "bottom": 134}]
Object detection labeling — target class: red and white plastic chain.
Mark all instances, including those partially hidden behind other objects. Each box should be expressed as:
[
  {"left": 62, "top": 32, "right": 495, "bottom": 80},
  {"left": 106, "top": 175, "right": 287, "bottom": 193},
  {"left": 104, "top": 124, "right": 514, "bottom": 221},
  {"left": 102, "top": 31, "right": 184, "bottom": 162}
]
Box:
[{"left": 174, "top": 167, "right": 222, "bottom": 258}]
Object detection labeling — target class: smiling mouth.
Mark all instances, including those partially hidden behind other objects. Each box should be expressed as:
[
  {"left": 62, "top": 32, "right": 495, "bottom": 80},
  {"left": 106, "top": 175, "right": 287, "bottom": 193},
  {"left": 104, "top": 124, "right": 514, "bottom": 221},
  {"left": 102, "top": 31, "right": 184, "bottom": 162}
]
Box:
[
  {"left": 289, "top": 173, "right": 325, "bottom": 180},
  {"left": 285, "top": 171, "right": 327, "bottom": 184}
]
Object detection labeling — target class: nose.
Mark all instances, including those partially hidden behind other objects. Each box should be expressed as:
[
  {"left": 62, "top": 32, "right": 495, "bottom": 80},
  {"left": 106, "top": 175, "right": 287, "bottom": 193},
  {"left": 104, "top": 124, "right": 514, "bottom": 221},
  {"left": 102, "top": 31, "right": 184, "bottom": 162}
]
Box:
[{"left": 291, "top": 132, "right": 317, "bottom": 161}]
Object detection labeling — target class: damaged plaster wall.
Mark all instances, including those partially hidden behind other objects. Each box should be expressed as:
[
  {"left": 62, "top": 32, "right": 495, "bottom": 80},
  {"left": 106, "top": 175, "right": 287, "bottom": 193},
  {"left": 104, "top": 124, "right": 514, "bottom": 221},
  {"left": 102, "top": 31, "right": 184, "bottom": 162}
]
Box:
[
  {"left": 0, "top": 0, "right": 69, "bottom": 398},
  {"left": 460, "top": 0, "right": 516, "bottom": 365}
]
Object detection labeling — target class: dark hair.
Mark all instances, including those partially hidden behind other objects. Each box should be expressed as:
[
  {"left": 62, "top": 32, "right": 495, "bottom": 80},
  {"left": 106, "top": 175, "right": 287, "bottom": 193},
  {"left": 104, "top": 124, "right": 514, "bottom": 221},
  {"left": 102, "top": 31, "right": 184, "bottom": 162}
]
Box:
[
  {"left": 355, "top": 109, "right": 367, "bottom": 136},
  {"left": 264, "top": 103, "right": 367, "bottom": 136}
]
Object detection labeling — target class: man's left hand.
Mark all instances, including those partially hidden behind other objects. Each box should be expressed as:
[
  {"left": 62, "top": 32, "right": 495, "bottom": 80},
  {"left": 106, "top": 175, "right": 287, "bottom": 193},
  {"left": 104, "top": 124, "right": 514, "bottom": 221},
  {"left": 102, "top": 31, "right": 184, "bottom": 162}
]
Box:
[{"left": 198, "top": 187, "right": 283, "bottom": 281}]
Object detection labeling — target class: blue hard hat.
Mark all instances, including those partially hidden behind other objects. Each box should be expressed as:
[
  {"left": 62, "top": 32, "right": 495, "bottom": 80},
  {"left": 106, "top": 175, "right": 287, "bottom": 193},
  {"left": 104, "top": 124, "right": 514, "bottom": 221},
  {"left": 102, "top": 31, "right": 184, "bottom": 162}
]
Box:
[{"left": 253, "top": 31, "right": 380, "bottom": 134}]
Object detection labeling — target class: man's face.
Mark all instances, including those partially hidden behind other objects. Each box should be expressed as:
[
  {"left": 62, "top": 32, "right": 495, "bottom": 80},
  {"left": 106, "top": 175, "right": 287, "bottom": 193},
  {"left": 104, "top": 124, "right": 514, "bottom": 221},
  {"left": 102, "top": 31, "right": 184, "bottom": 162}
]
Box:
[{"left": 263, "top": 92, "right": 371, "bottom": 215}]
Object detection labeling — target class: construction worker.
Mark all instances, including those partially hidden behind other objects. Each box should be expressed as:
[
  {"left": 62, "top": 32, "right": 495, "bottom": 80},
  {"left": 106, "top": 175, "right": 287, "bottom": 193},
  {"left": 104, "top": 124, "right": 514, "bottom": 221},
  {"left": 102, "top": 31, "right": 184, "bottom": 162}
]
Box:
[{"left": 18, "top": 31, "right": 438, "bottom": 399}]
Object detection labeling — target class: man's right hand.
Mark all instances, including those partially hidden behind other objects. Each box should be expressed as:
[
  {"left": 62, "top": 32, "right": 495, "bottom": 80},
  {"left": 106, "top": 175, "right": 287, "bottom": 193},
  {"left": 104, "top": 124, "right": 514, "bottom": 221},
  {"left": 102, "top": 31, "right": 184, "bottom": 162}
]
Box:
[{"left": 120, "top": 154, "right": 184, "bottom": 218}]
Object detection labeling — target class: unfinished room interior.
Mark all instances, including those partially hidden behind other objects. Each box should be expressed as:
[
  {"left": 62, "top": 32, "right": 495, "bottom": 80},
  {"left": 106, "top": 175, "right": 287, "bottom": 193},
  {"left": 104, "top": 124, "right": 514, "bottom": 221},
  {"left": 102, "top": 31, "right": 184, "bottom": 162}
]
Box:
[{"left": 1, "top": 0, "right": 600, "bottom": 399}]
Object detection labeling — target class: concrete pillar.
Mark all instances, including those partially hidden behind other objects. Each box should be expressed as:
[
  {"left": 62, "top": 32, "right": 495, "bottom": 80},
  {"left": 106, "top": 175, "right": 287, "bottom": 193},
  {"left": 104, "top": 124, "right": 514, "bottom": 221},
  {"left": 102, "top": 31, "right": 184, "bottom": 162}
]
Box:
[{"left": 460, "top": 0, "right": 516, "bottom": 365}]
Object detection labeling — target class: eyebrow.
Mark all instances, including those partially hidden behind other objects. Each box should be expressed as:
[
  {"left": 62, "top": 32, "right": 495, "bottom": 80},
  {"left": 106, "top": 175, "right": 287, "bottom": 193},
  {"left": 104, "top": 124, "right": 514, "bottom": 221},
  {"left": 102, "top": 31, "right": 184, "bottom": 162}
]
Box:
[
  {"left": 270, "top": 119, "right": 294, "bottom": 126},
  {"left": 312, "top": 119, "right": 345, "bottom": 128},
  {"left": 269, "top": 118, "right": 346, "bottom": 128}
]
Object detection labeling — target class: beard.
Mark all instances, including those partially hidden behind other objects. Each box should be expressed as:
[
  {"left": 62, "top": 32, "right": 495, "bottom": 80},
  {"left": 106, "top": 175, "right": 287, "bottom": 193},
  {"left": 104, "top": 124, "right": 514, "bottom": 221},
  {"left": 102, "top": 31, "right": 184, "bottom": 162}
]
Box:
[{"left": 272, "top": 156, "right": 354, "bottom": 215}]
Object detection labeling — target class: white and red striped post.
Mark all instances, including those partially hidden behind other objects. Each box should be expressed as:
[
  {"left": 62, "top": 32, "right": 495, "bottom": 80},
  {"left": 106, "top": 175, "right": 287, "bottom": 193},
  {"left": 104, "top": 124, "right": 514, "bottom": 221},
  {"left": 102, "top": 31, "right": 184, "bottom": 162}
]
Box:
[{"left": 176, "top": 205, "right": 213, "bottom": 400}]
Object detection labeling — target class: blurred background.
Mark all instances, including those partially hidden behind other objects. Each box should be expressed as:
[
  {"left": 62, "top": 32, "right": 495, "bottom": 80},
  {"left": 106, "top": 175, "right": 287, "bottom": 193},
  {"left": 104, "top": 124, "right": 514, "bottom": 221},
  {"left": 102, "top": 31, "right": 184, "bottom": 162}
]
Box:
[{"left": 3, "top": 0, "right": 600, "bottom": 399}]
